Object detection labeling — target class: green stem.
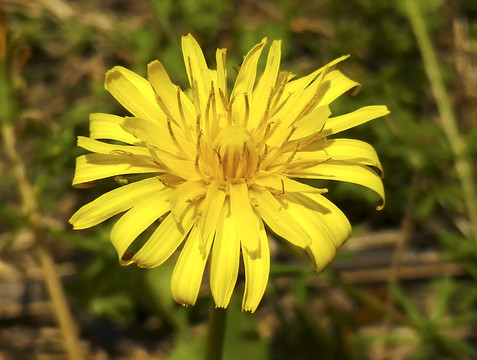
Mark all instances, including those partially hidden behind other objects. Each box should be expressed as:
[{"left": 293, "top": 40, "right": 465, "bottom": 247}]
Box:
[
  {"left": 405, "top": 0, "right": 477, "bottom": 253},
  {"left": 205, "top": 301, "right": 227, "bottom": 360}
]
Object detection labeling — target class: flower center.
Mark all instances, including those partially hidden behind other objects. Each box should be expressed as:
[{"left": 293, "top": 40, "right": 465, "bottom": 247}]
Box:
[{"left": 208, "top": 126, "right": 259, "bottom": 183}]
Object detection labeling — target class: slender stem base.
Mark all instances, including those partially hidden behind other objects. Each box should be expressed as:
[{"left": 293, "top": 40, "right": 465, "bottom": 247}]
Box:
[{"left": 205, "top": 301, "right": 227, "bottom": 360}]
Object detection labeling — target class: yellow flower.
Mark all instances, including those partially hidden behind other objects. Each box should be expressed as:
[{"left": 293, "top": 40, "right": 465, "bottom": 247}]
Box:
[{"left": 70, "top": 34, "right": 388, "bottom": 312}]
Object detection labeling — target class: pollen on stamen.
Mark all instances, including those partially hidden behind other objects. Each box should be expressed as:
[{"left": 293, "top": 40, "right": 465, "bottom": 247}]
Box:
[
  {"left": 233, "top": 141, "right": 248, "bottom": 180},
  {"left": 270, "top": 73, "right": 289, "bottom": 114},
  {"left": 195, "top": 114, "right": 202, "bottom": 138},
  {"left": 210, "top": 84, "right": 218, "bottom": 134},
  {"left": 195, "top": 153, "right": 210, "bottom": 183},
  {"left": 226, "top": 95, "right": 236, "bottom": 126},
  {"left": 218, "top": 88, "right": 228, "bottom": 113},
  {"left": 271, "top": 143, "right": 300, "bottom": 174},
  {"left": 287, "top": 144, "right": 300, "bottom": 164},
  {"left": 295, "top": 86, "right": 327, "bottom": 122},
  {"left": 166, "top": 117, "right": 187, "bottom": 156},
  {"left": 262, "top": 144, "right": 269, "bottom": 163},
  {"left": 254, "top": 122, "right": 272, "bottom": 153},
  {"left": 283, "top": 125, "right": 297, "bottom": 145},
  {"left": 243, "top": 93, "right": 250, "bottom": 128},
  {"left": 187, "top": 57, "right": 202, "bottom": 116},
  {"left": 204, "top": 85, "right": 215, "bottom": 138},
  {"left": 254, "top": 156, "right": 262, "bottom": 176},
  {"left": 258, "top": 88, "right": 273, "bottom": 128},
  {"left": 175, "top": 86, "right": 191, "bottom": 140},
  {"left": 155, "top": 94, "right": 179, "bottom": 127}
]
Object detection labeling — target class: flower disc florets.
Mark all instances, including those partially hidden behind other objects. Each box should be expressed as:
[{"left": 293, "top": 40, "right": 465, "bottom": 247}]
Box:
[{"left": 208, "top": 125, "right": 258, "bottom": 183}]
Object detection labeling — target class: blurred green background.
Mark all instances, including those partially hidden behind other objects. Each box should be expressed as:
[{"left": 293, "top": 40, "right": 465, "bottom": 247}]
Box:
[{"left": 1, "top": 0, "right": 477, "bottom": 359}]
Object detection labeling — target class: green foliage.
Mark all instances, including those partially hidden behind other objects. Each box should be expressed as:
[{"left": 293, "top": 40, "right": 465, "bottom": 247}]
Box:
[{"left": 390, "top": 281, "right": 477, "bottom": 359}]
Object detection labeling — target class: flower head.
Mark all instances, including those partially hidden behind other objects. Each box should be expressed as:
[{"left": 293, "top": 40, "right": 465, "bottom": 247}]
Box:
[{"left": 70, "top": 34, "right": 388, "bottom": 312}]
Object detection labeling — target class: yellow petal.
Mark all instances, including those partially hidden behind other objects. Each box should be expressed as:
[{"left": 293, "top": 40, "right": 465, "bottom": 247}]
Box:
[
  {"left": 317, "top": 70, "right": 360, "bottom": 107},
  {"left": 121, "top": 117, "right": 191, "bottom": 157},
  {"left": 229, "top": 181, "right": 261, "bottom": 253},
  {"left": 290, "top": 162, "right": 385, "bottom": 209},
  {"left": 268, "top": 67, "right": 330, "bottom": 146},
  {"left": 110, "top": 189, "right": 171, "bottom": 264},
  {"left": 147, "top": 60, "right": 195, "bottom": 138},
  {"left": 199, "top": 181, "right": 226, "bottom": 246},
  {"left": 230, "top": 38, "right": 267, "bottom": 126},
  {"left": 70, "top": 177, "right": 165, "bottom": 229},
  {"left": 296, "top": 138, "right": 382, "bottom": 172},
  {"left": 255, "top": 172, "right": 327, "bottom": 194},
  {"left": 161, "top": 156, "right": 202, "bottom": 181},
  {"left": 284, "top": 55, "right": 350, "bottom": 95},
  {"left": 171, "top": 224, "right": 212, "bottom": 306},
  {"left": 285, "top": 68, "right": 329, "bottom": 118},
  {"left": 231, "top": 38, "right": 267, "bottom": 98},
  {"left": 77, "top": 136, "right": 151, "bottom": 157},
  {"left": 72, "top": 153, "right": 159, "bottom": 186},
  {"left": 181, "top": 34, "right": 212, "bottom": 118},
  {"left": 280, "top": 192, "right": 351, "bottom": 272},
  {"left": 210, "top": 198, "right": 240, "bottom": 308},
  {"left": 215, "top": 48, "right": 228, "bottom": 103},
  {"left": 242, "top": 218, "right": 269, "bottom": 312},
  {"left": 169, "top": 181, "right": 207, "bottom": 223},
  {"left": 121, "top": 118, "right": 200, "bottom": 181},
  {"left": 324, "top": 139, "right": 382, "bottom": 171},
  {"left": 89, "top": 113, "right": 138, "bottom": 144},
  {"left": 132, "top": 208, "right": 197, "bottom": 268},
  {"left": 323, "top": 105, "right": 390, "bottom": 137},
  {"left": 249, "top": 40, "right": 282, "bottom": 130},
  {"left": 105, "top": 66, "right": 164, "bottom": 124},
  {"left": 289, "top": 106, "right": 331, "bottom": 141},
  {"left": 250, "top": 187, "right": 312, "bottom": 248}
]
